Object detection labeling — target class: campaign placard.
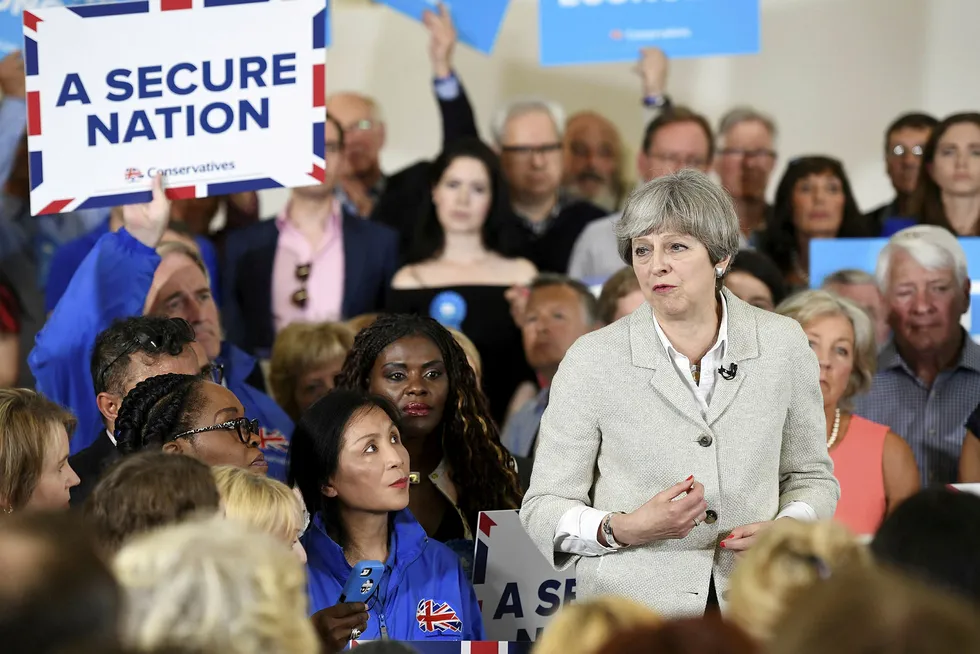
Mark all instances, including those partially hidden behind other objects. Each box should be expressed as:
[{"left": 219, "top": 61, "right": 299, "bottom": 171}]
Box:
[
  {"left": 472, "top": 510, "right": 576, "bottom": 642},
  {"left": 24, "top": 0, "right": 327, "bottom": 215},
  {"left": 810, "top": 237, "right": 980, "bottom": 339},
  {"left": 379, "top": 0, "right": 510, "bottom": 55},
  {"left": 539, "top": 0, "right": 759, "bottom": 67}
]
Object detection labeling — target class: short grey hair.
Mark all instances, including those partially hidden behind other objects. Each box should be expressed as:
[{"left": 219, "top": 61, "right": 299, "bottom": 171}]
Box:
[
  {"left": 614, "top": 169, "right": 740, "bottom": 267},
  {"left": 491, "top": 98, "right": 566, "bottom": 146},
  {"left": 875, "top": 225, "right": 968, "bottom": 294},
  {"left": 776, "top": 289, "right": 876, "bottom": 406},
  {"left": 718, "top": 106, "right": 778, "bottom": 144},
  {"left": 822, "top": 268, "right": 877, "bottom": 288}
]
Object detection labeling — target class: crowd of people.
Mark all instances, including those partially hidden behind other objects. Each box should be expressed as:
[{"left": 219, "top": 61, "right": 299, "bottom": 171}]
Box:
[{"left": 3, "top": 4, "right": 980, "bottom": 653}]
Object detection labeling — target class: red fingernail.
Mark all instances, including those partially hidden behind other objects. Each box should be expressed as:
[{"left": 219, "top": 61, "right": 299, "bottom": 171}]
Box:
[
  {"left": 686, "top": 475, "right": 694, "bottom": 481},
  {"left": 719, "top": 541, "right": 726, "bottom": 548},
  {"left": 726, "top": 534, "right": 734, "bottom": 540}
]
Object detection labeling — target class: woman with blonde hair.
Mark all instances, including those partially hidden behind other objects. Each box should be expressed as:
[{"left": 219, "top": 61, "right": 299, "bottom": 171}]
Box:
[
  {"left": 212, "top": 465, "right": 308, "bottom": 562},
  {"left": 0, "top": 388, "right": 80, "bottom": 513},
  {"left": 269, "top": 321, "right": 355, "bottom": 421},
  {"left": 534, "top": 596, "right": 661, "bottom": 654},
  {"left": 777, "top": 290, "right": 920, "bottom": 534},
  {"left": 113, "top": 516, "right": 319, "bottom": 654},
  {"left": 726, "top": 519, "right": 872, "bottom": 642}
]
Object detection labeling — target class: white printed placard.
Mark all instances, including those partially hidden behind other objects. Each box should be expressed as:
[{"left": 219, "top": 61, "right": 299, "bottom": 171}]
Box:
[
  {"left": 472, "top": 510, "right": 577, "bottom": 642},
  {"left": 23, "top": 0, "right": 327, "bottom": 215}
]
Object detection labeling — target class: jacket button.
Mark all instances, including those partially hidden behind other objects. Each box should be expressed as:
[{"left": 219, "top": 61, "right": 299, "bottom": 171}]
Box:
[
  {"left": 698, "top": 434, "right": 713, "bottom": 447},
  {"left": 704, "top": 510, "right": 718, "bottom": 524}
]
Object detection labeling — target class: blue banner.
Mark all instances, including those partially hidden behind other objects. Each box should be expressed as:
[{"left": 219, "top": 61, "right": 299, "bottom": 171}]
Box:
[
  {"left": 810, "top": 237, "right": 980, "bottom": 338},
  {"left": 539, "top": 0, "right": 759, "bottom": 67},
  {"left": 379, "top": 0, "right": 510, "bottom": 54}
]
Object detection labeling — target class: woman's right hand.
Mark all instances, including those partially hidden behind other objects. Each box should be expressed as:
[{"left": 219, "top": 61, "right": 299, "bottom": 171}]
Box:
[
  {"left": 310, "top": 602, "right": 369, "bottom": 654},
  {"left": 613, "top": 477, "right": 707, "bottom": 547}
]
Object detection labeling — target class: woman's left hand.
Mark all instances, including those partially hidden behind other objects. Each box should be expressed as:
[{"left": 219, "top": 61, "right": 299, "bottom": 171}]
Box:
[{"left": 720, "top": 521, "right": 774, "bottom": 553}]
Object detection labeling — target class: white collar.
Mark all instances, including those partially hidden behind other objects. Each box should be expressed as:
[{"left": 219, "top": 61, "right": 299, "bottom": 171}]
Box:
[
  {"left": 106, "top": 428, "right": 117, "bottom": 447},
  {"left": 650, "top": 292, "right": 729, "bottom": 361}
]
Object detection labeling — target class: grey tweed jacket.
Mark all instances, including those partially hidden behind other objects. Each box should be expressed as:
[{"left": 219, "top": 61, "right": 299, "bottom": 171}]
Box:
[{"left": 519, "top": 288, "right": 839, "bottom": 617}]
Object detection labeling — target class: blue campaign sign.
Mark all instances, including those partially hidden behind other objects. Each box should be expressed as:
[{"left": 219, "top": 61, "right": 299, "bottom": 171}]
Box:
[
  {"left": 379, "top": 0, "right": 510, "bottom": 55},
  {"left": 539, "top": 0, "right": 759, "bottom": 67},
  {"left": 810, "top": 237, "right": 980, "bottom": 338}
]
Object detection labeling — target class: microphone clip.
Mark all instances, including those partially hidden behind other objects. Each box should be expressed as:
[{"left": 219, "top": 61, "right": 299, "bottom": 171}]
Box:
[{"left": 717, "top": 363, "right": 738, "bottom": 381}]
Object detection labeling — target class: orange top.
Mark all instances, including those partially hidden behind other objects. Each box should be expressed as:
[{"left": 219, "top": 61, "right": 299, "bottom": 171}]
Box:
[{"left": 830, "top": 414, "right": 888, "bottom": 535}]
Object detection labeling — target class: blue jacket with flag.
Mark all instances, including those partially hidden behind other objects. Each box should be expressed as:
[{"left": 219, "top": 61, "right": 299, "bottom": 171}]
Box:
[
  {"left": 28, "top": 228, "right": 293, "bottom": 480},
  {"left": 304, "top": 509, "right": 485, "bottom": 642}
]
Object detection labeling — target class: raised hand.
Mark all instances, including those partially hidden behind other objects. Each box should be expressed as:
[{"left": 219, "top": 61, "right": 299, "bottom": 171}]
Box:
[
  {"left": 423, "top": 2, "right": 457, "bottom": 80},
  {"left": 122, "top": 173, "right": 171, "bottom": 249},
  {"left": 310, "top": 602, "right": 369, "bottom": 654},
  {"left": 634, "top": 47, "right": 669, "bottom": 98},
  {"left": 0, "top": 52, "right": 26, "bottom": 99}
]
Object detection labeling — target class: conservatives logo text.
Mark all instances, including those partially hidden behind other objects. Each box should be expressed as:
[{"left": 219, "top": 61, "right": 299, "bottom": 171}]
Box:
[{"left": 126, "top": 161, "right": 235, "bottom": 182}]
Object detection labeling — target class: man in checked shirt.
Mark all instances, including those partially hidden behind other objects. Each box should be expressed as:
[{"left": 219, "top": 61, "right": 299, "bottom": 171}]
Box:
[{"left": 854, "top": 225, "right": 980, "bottom": 486}]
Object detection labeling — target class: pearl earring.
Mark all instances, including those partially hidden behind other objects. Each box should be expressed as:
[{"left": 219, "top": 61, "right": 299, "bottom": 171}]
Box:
[{"left": 715, "top": 267, "right": 724, "bottom": 278}]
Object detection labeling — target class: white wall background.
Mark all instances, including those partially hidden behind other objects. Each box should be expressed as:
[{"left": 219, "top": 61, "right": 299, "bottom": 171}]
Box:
[{"left": 257, "top": 0, "right": 980, "bottom": 217}]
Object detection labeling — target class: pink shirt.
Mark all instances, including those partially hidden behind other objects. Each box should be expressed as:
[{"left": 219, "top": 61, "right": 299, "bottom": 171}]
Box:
[{"left": 272, "top": 200, "right": 345, "bottom": 334}]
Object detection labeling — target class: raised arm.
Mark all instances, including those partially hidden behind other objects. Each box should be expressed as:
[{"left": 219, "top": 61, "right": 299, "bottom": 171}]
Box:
[
  {"left": 424, "top": 4, "right": 479, "bottom": 146},
  {"left": 0, "top": 52, "right": 27, "bottom": 189},
  {"left": 29, "top": 176, "right": 171, "bottom": 449}
]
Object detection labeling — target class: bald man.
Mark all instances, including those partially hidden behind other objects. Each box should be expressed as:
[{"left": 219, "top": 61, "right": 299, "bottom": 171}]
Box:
[{"left": 562, "top": 111, "right": 628, "bottom": 213}]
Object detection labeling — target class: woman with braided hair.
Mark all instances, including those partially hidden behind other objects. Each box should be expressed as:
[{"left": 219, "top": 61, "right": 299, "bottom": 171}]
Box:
[
  {"left": 114, "top": 373, "right": 268, "bottom": 474},
  {"left": 333, "top": 314, "right": 522, "bottom": 568}
]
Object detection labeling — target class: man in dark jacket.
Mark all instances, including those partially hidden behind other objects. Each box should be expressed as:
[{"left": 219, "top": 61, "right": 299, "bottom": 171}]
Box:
[{"left": 68, "top": 316, "right": 201, "bottom": 506}]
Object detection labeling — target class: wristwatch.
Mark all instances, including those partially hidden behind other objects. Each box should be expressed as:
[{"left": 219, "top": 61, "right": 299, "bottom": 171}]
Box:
[{"left": 601, "top": 512, "right": 628, "bottom": 550}]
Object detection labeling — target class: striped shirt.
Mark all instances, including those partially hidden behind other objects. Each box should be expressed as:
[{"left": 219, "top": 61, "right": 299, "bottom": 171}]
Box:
[{"left": 854, "top": 332, "right": 980, "bottom": 486}]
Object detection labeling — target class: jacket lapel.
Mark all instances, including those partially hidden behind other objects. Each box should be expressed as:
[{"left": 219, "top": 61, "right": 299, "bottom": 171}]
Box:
[
  {"left": 341, "top": 212, "right": 362, "bottom": 318},
  {"left": 705, "top": 288, "right": 761, "bottom": 426},
  {"left": 629, "top": 305, "right": 708, "bottom": 431}
]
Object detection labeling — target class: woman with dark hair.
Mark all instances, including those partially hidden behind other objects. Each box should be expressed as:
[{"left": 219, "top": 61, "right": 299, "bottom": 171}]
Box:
[
  {"left": 910, "top": 112, "right": 980, "bottom": 236},
  {"left": 758, "top": 156, "right": 874, "bottom": 290},
  {"left": 114, "top": 373, "right": 268, "bottom": 474},
  {"left": 334, "top": 314, "right": 522, "bottom": 568},
  {"left": 385, "top": 137, "right": 536, "bottom": 424},
  {"left": 724, "top": 249, "right": 787, "bottom": 311},
  {"left": 290, "top": 389, "right": 485, "bottom": 641}
]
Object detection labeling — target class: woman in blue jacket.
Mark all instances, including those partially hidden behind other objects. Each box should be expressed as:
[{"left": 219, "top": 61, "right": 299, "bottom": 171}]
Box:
[{"left": 290, "top": 389, "right": 485, "bottom": 643}]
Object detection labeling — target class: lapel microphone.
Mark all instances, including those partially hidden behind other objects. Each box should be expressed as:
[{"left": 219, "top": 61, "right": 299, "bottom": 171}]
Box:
[{"left": 717, "top": 363, "right": 738, "bottom": 380}]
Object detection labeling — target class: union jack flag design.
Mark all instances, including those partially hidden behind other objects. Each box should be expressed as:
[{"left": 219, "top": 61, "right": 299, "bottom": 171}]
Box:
[
  {"left": 257, "top": 427, "right": 289, "bottom": 453},
  {"left": 125, "top": 168, "right": 144, "bottom": 182},
  {"left": 416, "top": 599, "right": 462, "bottom": 634}
]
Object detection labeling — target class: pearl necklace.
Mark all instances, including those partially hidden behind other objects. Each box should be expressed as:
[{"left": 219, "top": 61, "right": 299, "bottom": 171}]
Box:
[{"left": 826, "top": 408, "right": 841, "bottom": 449}]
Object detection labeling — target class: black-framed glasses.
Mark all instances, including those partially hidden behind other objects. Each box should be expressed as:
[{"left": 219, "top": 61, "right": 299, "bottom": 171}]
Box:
[
  {"left": 97, "top": 318, "right": 195, "bottom": 391},
  {"left": 171, "top": 417, "right": 260, "bottom": 445},
  {"left": 292, "top": 263, "right": 311, "bottom": 309},
  {"left": 500, "top": 143, "right": 562, "bottom": 158},
  {"left": 717, "top": 147, "right": 777, "bottom": 161}
]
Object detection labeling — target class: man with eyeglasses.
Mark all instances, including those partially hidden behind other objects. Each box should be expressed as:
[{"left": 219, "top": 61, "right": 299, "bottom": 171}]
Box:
[
  {"left": 567, "top": 107, "right": 714, "bottom": 285},
  {"left": 67, "top": 316, "right": 202, "bottom": 506},
  {"left": 30, "top": 176, "right": 295, "bottom": 482},
  {"left": 714, "top": 107, "right": 779, "bottom": 241},
  {"left": 865, "top": 113, "right": 939, "bottom": 234}
]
